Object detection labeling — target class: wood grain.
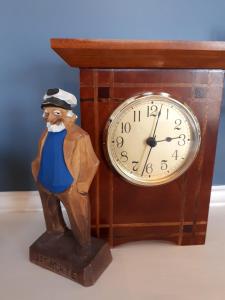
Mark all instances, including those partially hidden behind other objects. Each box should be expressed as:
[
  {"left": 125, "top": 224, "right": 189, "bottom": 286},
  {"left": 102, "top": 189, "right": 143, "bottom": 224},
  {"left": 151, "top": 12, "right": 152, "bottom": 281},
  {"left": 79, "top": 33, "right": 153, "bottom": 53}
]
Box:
[
  {"left": 51, "top": 39, "right": 225, "bottom": 68},
  {"left": 80, "top": 68, "right": 224, "bottom": 246},
  {"left": 30, "top": 231, "right": 112, "bottom": 286}
]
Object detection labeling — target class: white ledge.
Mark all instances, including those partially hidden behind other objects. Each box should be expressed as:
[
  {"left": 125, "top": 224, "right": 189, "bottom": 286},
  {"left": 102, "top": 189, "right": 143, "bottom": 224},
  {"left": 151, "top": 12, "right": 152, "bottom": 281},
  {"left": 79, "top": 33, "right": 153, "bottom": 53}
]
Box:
[{"left": 0, "top": 185, "right": 225, "bottom": 212}]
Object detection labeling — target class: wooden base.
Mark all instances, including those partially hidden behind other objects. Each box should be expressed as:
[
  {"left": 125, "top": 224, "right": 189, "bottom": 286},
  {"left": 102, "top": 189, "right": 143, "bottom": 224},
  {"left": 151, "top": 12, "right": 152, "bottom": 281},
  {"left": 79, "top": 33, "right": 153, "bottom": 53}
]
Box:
[{"left": 29, "top": 231, "right": 112, "bottom": 286}]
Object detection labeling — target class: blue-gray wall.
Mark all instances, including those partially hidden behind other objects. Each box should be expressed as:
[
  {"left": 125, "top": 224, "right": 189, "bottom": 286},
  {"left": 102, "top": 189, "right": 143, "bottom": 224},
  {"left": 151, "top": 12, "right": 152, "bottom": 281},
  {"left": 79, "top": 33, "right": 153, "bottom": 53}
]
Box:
[{"left": 0, "top": 0, "right": 225, "bottom": 191}]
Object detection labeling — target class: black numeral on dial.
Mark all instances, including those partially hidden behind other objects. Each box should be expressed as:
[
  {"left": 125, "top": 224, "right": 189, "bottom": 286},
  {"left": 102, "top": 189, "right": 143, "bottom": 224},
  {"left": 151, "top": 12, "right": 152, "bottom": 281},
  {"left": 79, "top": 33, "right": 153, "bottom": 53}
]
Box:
[
  {"left": 174, "top": 119, "right": 182, "bottom": 130},
  {"left": 166, "top": 108, "right": 169, "bottom": 120},
  {"left": 178, "top": 134, "right": 186, "bottom": 146},
  {"left": 116, "top": 136, "right": 124, "bottom": 148},
  {"left": 120, "top": 151, "right": 128, "bottom": 162},
  {"left": 132, "top": 161, "right": 139, "bottom": 171},
  {"left": 161, "top": 160, "right": 168, "bottom": 170},
  {"left": 147, "top": 105, "right": 158, "bottom": 117},
  {"left": 172, "top": 150, "right": 179, "bottom": 160},
  {"left": 133, "top": 110, "right": 141, "bottom": 122},
  {"left": 121, "top": 122, "right": 131, "bottom": 133},
  {"left": 145, "top": 163, "right": 153, "bottom": 174}
]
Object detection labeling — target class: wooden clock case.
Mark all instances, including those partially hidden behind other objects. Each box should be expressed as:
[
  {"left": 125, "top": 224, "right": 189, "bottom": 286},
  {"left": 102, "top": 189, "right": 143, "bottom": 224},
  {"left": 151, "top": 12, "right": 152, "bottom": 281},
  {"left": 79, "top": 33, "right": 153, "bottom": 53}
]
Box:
[{"left": 51, "top": 39, "right": 225, "bottom": 247}]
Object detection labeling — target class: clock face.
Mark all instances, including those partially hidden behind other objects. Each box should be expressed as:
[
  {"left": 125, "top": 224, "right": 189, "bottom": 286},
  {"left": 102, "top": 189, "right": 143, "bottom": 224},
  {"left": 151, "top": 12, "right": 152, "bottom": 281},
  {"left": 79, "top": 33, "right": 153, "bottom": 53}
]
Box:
[{"left": 104, "top": 93, "right": 201, "bottom": 186}]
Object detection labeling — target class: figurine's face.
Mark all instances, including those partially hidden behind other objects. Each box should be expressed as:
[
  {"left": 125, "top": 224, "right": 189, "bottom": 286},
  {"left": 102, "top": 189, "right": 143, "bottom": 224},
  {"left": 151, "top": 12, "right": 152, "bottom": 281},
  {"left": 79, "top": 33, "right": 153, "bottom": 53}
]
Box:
[{"left": 42, "top": 106, "right": 75, "bottom": 132}]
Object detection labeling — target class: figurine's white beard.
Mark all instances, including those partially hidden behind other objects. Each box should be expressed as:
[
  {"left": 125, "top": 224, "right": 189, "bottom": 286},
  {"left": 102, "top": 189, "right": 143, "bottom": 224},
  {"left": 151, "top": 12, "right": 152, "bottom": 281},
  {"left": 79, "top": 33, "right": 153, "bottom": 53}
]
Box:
[{"left": 47, "top": 122, "right": 66, "bottom": 132}]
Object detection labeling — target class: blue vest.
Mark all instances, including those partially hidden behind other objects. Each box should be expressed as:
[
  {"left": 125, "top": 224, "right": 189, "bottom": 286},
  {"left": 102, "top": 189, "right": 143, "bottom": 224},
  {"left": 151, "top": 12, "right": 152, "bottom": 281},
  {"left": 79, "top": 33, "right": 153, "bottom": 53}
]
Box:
[{"left": 38, "top": 129, "right": 74, "bottom": 193}]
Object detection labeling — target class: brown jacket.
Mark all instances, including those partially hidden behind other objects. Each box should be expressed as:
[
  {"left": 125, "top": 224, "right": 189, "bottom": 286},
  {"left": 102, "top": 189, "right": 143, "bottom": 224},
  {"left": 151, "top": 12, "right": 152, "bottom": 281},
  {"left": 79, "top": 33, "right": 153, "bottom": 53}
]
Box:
[{"left": 31, "top": 124, "right": 99, "bottom": 194}]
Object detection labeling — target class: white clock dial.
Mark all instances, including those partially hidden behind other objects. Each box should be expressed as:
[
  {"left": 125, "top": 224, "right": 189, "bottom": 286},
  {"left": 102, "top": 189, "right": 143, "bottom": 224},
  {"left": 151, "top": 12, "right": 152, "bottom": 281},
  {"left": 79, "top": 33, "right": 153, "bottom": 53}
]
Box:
[{"left": 104, "top": 93, "right": 201, "bottom": 186}]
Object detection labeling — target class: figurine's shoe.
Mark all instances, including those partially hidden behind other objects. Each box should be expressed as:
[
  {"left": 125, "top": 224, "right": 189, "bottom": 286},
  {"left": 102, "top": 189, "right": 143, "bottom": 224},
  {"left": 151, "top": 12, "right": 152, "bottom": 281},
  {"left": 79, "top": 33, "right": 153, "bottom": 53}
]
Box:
[{"left": 47, "top": 226, "right": 70, "bottom": 234}]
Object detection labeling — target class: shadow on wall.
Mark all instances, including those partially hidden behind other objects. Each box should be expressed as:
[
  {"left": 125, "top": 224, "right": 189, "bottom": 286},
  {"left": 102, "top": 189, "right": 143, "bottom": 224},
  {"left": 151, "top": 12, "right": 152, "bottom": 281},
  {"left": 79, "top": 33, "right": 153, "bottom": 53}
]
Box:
[
  {"left": 0, "top": 62, "right": 79, "bottom": 191},
  {"left": 0, "top": 103, "right": 37, "bottom": 191},
  {"left": 210, "top": 31, "right": 225, "bottom": 184},
  {"left": 210, "top": 29, "right": 225, "bottom": 42},
  {"left": 213, "top": 95, "right": 225, "bottom": 185}
]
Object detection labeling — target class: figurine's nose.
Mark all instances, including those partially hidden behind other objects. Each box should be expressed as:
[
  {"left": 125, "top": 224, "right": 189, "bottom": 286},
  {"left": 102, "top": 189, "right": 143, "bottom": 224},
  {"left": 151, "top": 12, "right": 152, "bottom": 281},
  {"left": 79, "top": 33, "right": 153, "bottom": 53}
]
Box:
[{"left": 46, "top": 114, "right": 58, "bottom": 124}]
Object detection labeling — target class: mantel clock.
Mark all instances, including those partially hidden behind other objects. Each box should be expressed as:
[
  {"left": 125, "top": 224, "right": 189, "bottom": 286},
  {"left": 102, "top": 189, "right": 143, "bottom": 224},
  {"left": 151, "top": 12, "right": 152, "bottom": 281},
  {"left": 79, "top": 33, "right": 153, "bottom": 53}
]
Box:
[{"left": 51, "top": 39, "right": 225, "bottom": 246}]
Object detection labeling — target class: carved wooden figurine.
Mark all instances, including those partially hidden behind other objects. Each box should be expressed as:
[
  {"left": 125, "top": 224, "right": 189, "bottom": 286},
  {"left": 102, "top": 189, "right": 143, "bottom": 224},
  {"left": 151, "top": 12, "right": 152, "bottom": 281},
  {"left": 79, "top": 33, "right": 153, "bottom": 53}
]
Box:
[{"left": 30, "top": 88, "right": 112, "bottom": 286}]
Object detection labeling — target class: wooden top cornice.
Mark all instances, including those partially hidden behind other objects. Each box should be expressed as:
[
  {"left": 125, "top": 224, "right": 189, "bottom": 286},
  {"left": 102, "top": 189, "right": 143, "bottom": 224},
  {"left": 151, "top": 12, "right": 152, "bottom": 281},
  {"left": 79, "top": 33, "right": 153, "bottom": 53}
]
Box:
[{"left": 51, "top": 38, "right": 225, "bottom": 69}]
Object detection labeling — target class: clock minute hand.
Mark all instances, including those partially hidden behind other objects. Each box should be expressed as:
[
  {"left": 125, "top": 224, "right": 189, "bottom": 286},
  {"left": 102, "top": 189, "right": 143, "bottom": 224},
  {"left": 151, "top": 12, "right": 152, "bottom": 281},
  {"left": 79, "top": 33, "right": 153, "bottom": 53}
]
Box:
[
  {"left": 141, "top": 104, "right": 163, "bottom": 176},
  {"left": 152, "top": 104, "right": 163, "bottom": 139}
]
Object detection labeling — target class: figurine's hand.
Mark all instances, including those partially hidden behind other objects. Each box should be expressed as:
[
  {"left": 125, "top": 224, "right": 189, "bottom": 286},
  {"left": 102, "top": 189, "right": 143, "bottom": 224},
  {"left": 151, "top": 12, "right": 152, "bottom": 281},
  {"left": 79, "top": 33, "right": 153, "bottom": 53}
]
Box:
[
  {"left": 79, "top": 191, "right": 88, "bottom": 196},
  {"left": 76, "top": 182, "right": 89, "bottom": 195}
]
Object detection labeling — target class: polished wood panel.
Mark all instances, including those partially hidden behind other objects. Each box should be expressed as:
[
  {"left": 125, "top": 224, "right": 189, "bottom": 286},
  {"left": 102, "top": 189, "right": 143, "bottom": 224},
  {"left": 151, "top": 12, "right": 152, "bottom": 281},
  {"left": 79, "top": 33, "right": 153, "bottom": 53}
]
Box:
[
  {"left": 80, "top": 68, "right": 224, "bottom": 246},
  {"left": 51, "top": 39, "right": 225, "bottom": 68}
]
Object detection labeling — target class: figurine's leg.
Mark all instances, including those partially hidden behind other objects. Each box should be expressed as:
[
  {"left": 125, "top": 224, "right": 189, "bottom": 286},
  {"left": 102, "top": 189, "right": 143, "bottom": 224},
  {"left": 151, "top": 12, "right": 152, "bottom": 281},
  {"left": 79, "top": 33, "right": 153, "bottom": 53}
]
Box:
[
  {"left": 38, "top": 188, "right": 68, "bottom": 233},
  {"left": 59, "top": 189, "right": 91, "bottom": 249}
]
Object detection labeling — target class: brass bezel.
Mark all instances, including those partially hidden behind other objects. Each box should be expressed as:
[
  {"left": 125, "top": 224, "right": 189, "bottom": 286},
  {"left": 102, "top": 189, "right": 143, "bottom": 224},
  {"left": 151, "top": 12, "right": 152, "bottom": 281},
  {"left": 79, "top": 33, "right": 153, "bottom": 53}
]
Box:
[{"left": 103, "top": 92, "right": 201, "bottom": 186}]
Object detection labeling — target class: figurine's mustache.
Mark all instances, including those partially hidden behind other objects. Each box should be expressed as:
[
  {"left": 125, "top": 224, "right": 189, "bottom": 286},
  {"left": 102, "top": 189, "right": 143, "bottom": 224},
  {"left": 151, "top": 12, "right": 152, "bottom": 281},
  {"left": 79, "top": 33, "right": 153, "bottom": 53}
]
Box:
[
  {"left": 45, "top": 117, "right": 64, "bottom": 124},
  {"left": 46, "top": 121, "right": 65, "bottom": 132}
]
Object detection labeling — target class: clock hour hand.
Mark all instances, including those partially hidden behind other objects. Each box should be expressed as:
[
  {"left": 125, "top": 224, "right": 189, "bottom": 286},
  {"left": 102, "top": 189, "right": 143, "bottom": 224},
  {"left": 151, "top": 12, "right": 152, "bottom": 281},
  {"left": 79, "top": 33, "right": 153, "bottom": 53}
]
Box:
[
  {"left": 156, "top": 136, "right": 181, "bottom": 143},
  {"left": 145, "top": 136, "right": 181, "bottom": 148}
]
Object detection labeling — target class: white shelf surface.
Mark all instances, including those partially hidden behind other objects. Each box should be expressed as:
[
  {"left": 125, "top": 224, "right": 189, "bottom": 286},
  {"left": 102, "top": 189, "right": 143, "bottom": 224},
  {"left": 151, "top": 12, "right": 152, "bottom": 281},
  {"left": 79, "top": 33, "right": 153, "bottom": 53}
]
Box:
[{"left": 0, "top": 192, "right": 225, "bottom": 300}]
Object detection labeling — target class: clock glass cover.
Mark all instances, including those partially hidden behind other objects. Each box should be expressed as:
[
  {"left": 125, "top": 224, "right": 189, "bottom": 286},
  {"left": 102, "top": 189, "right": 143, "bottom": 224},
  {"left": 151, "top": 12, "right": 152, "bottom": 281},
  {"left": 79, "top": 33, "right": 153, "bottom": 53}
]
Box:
[{"left": 104, "top": 93, "right": 201, "bottom": 186}]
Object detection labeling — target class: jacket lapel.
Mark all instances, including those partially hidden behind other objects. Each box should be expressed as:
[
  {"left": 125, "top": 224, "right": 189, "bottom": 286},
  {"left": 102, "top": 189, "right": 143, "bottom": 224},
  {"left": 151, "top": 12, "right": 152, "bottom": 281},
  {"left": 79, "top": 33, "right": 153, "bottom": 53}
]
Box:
[
  {"left": 39, "top": 130, "right": 48, "bottom": 159},
  {"left": 63, "top": 130, "right": 78, "bottom": 179}
]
